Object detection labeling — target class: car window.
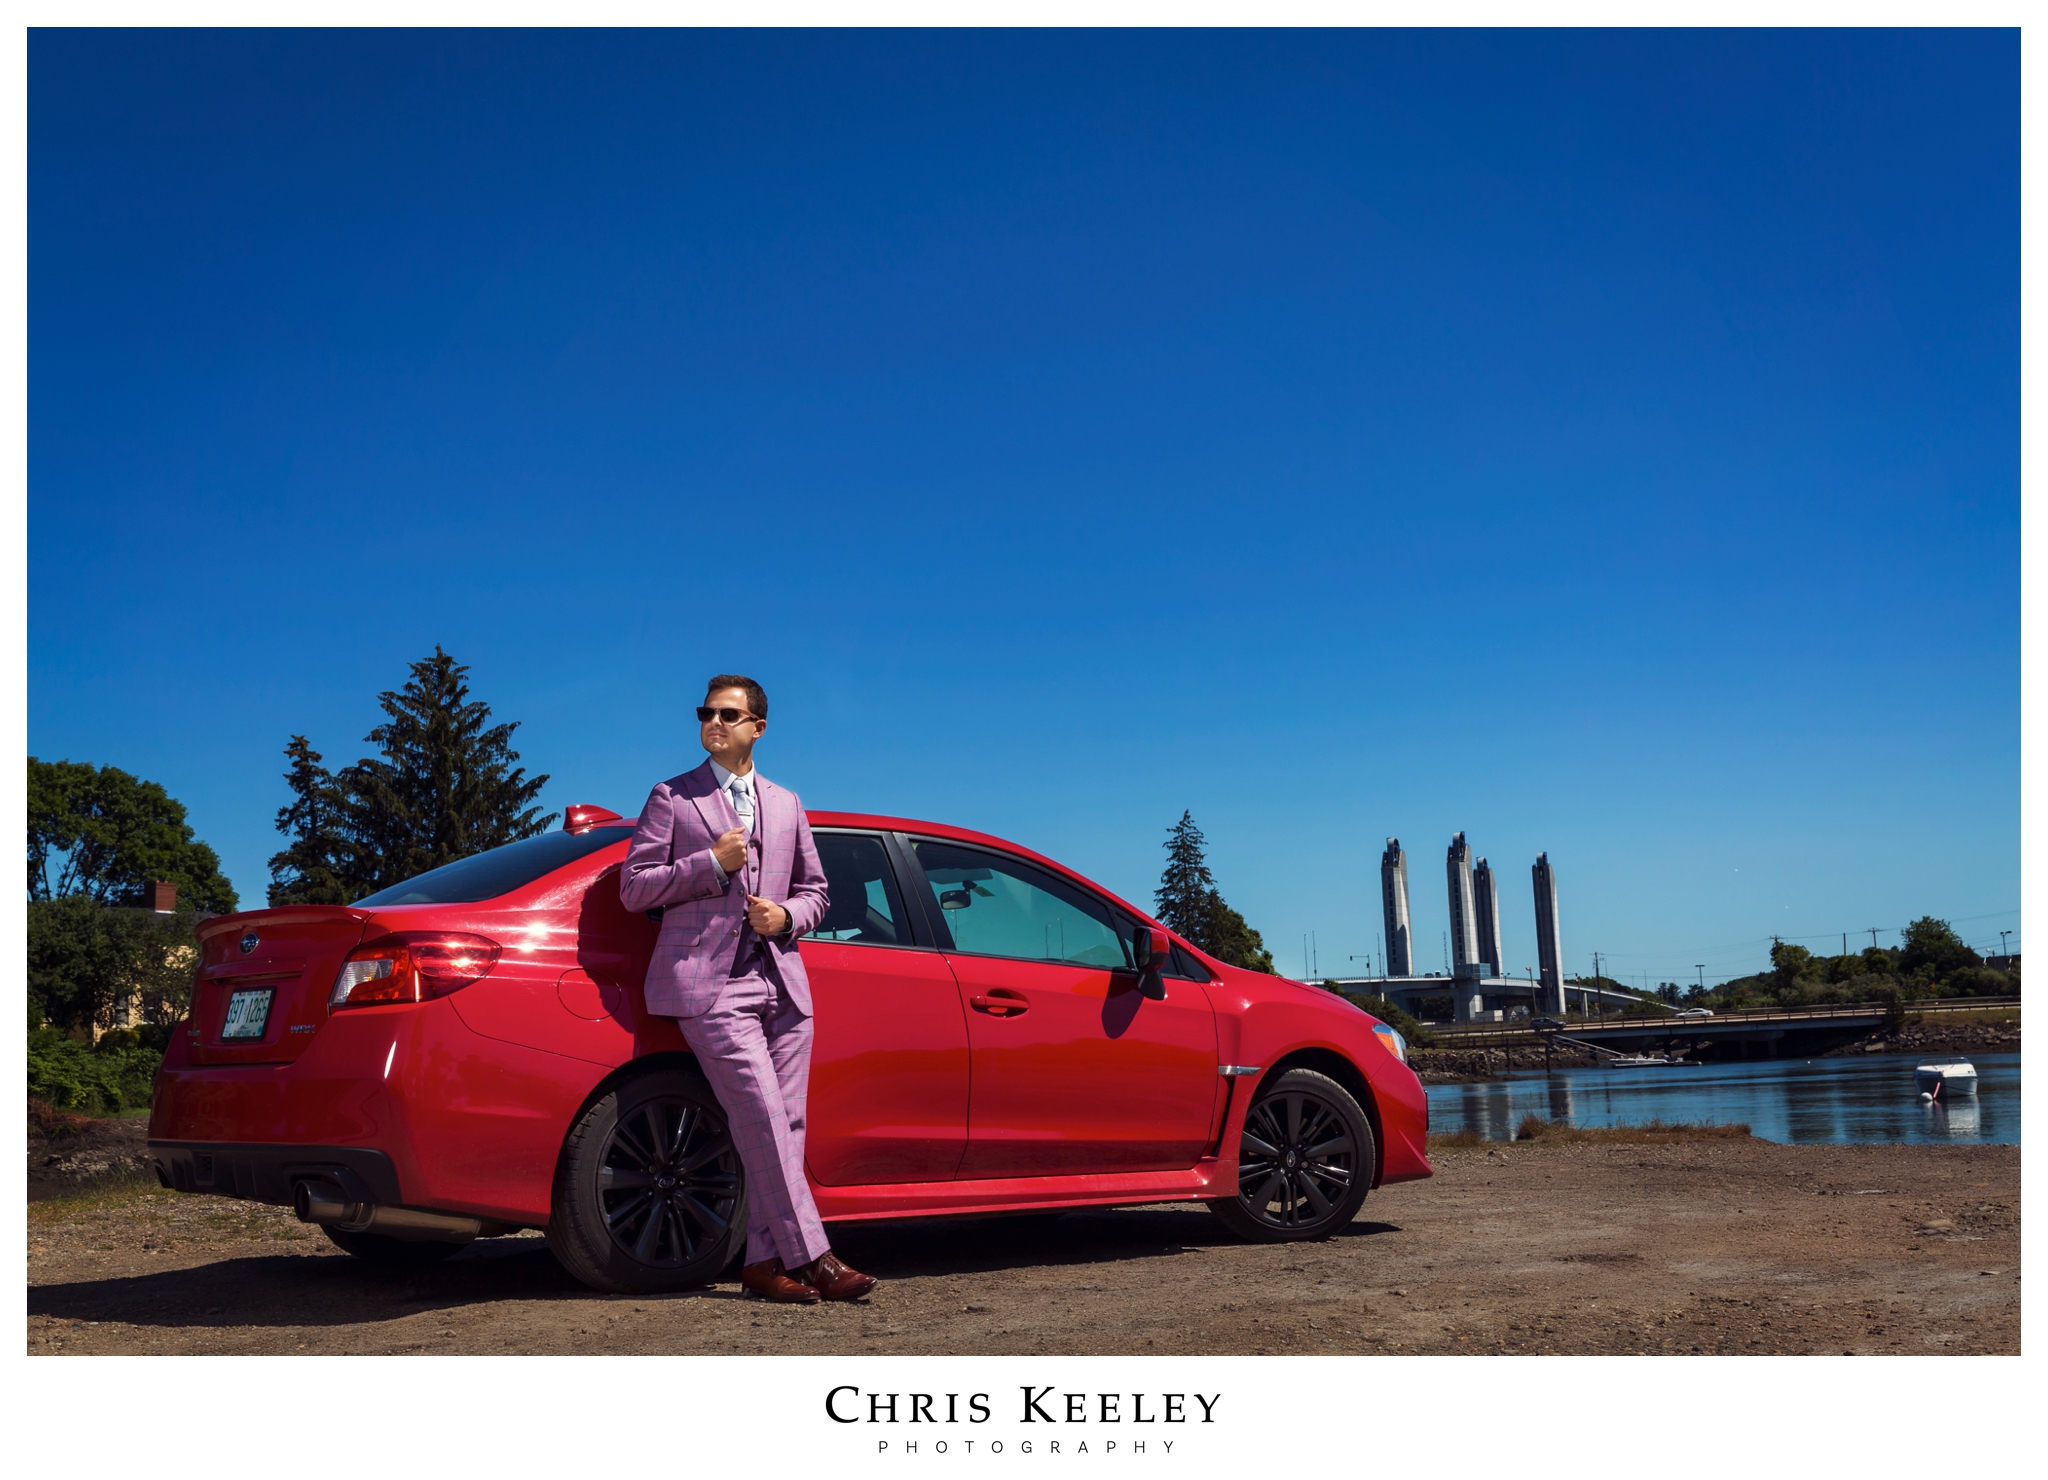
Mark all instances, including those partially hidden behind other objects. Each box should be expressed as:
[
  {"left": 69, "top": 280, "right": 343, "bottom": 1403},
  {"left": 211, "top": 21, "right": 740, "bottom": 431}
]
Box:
[
  {"left": 1169, "top": 944, "right": 1211, "bottom": 981},
  {"left": 353, "top": 826, "right": 636, "bottom": 907},
  {"left": 806, "top": 833, "right": 911, "bottom": 947},
  {"left": 912, "top": 840, "right": 1132, "bottom": 970}
]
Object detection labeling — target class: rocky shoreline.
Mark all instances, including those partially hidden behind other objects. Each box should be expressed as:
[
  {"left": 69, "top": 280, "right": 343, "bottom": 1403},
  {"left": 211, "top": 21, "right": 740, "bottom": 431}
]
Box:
[{"left": 1823, "top": 1019, "right": 2021, "bottom": 1058}]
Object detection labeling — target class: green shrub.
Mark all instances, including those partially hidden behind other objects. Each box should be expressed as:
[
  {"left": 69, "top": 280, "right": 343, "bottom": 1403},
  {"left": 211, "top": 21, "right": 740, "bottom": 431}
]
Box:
[{"left": 27, "top": 1028, "right": 162, "bottom": 1114}]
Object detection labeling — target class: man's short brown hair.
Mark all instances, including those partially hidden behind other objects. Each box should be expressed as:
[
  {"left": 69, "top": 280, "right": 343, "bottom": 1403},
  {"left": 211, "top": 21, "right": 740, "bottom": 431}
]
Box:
[{"left": 705, "top": 674, "right": 768, "bottom": 722}]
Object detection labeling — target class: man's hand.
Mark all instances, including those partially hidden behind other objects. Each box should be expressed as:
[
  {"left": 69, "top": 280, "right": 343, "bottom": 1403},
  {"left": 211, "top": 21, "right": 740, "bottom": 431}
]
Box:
[
  {"left": 711, "top": 826, "right": 747, "bottom": 875},
  {"left": 746, "top": 895, "right": 791, "bottom": 937}
]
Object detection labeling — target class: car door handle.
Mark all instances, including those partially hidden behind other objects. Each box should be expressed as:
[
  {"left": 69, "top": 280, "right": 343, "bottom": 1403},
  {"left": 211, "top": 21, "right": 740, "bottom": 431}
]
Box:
[{"left": 970, "top": 991, "right": 1029, "bottom": 1015}]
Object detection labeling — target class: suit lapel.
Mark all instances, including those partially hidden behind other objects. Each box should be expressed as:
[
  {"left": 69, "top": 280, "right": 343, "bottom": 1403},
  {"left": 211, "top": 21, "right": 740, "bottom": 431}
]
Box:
[{"left": 682, "top": 760, "right": 738, "bottom": 840}]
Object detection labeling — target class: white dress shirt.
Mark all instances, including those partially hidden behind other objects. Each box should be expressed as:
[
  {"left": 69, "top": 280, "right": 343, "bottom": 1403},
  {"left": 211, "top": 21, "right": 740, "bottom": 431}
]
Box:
[{"left": 708, "top": 760, "right": 756, "bottom": 884}]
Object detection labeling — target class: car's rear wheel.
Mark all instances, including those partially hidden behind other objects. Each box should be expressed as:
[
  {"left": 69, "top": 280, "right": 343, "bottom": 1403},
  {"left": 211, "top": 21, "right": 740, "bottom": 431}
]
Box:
[
  {"left": 321, "top": 1225, "right": 468, "bottom": 1267},
  {"left": 1207, "top": 1068, "right": 1375, "bottom": 1243},
  {"left": 547, "top": 1066, "right": 747, "bottom": 1294}
]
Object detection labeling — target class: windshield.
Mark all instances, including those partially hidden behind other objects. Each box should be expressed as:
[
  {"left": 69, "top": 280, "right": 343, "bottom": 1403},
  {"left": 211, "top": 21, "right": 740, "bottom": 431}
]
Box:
[{"left": 355, "top": 826, "right": 635, "bottom": 907}]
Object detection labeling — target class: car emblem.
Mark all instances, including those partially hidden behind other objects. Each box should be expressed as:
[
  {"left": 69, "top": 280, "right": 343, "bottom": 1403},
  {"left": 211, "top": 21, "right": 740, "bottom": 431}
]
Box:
[{"left": 239, "top": 932, "right": 260, "bottom": 955}]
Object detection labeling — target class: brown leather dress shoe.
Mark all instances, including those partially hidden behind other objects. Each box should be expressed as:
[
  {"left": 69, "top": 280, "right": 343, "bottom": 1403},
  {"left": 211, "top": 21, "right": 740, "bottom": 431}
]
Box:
[
  {"left": 794, "top": 1251, "right": 878, "bottom": 1302},
  {"left": 740, "top": 1257, "right": 821, "bottom": 1303}
]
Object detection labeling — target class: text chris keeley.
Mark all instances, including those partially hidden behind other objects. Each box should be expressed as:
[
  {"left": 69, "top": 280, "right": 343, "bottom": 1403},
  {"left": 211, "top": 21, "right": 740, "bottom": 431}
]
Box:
[{"left": 826, "top": 1389, "right": 1220, "bottom": 1426}]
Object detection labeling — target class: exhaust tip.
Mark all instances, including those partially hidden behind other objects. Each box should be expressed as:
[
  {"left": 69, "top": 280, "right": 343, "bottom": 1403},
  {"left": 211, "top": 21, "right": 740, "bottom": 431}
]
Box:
[{"left": 294, "top": 1178, "right": 354, "bottom": 1226}]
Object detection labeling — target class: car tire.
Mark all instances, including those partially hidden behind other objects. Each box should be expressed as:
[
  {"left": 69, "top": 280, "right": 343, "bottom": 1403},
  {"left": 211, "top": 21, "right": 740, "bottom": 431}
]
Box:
[
  {"left": 321, "top": 1225, "right": 468, "bottom": 1267},
  {"left": 547, "top": 1066, "right": 748, "bottom": 1295},
  {"left": 1207, "top": 1068, "right": 1375, "bottom": 1243}
]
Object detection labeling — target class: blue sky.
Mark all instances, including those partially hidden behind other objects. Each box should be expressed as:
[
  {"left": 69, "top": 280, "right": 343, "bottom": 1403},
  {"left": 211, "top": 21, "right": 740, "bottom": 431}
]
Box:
[{"left": 29, "top": 29, "right": 2017, "bottom": 985}]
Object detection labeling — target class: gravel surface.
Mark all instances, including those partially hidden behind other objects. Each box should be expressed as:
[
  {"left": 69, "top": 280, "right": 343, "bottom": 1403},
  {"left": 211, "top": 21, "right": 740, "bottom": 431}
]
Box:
[{"left": 26, "top": 1138, "right": 2016, "bottom": 1355}]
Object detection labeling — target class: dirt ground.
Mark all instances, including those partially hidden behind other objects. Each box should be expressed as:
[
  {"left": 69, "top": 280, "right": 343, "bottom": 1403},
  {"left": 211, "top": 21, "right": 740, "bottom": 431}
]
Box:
[{"left": 27, "top": 1135, "right": 2017, "bottom": 1356}]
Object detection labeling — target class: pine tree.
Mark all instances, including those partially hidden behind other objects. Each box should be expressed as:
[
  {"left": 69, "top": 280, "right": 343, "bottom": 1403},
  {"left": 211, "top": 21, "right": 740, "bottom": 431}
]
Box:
[
  {"left": 265, "top": 649, "right": 555, "bottom": 903},
  {"left": 348, "top": 648, "right": 556, "bottom": 893},
  {"left": 1154, "top": 811, "right": 1216, "bottom": 943},
  {"left": 266, "top": 737, "right": 356, "bottom": 906},
  {"left": 1154, "top": 810, "right": 1275, "bottom": 974}
]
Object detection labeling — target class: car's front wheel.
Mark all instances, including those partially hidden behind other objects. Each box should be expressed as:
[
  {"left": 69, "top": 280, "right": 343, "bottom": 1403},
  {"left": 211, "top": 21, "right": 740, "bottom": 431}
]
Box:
[
  {"left": 1207, "top": 1068, "right": 1375, "bottom": 1243},
  {"left": 547, "top": 1066, "right": 748, "bottom": 1294}
]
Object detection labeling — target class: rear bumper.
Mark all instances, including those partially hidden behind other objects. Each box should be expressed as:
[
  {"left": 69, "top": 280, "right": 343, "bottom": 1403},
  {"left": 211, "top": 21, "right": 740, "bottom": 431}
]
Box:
[{"left": 147, "top": 1141, "right": 403, "bottom": 1208}]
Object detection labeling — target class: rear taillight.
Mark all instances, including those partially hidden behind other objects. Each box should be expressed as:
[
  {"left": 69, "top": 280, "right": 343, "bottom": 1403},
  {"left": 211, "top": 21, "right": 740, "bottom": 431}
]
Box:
[{"left": 330, "top": 933, "right": 501, "bottom": 1009}]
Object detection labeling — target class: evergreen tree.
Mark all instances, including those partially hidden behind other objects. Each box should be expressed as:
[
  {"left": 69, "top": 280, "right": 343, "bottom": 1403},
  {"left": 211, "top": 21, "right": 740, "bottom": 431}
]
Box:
[
  {"left": 1154, "top": 811, "right": 1217, "bottom": 943},
  {"left": 269, "top": 648, "right": 555, "bottom": 901},
  {"left": 266, "top": 737, "right": 356, "bottom": 906},
  {"left": 1154, "top": 810, "right": 1275, "bottom": 974}
]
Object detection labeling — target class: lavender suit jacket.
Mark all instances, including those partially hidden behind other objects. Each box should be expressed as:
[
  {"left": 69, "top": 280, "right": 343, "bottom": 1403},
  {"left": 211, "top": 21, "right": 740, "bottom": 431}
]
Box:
[{"left": 618, "top": 760, "right": 830, "bottom": 1020}]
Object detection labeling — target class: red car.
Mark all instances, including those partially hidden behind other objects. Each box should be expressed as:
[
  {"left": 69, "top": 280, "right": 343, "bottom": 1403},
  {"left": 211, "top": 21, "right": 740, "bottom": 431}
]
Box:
[{"left": 150, "top": 807, "right": 1432, "bottom": 1293}]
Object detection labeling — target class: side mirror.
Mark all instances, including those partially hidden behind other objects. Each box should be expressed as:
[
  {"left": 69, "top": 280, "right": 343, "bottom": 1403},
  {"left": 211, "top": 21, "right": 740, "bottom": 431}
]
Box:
[{"left": 1132, "top": 926, "right": 1170, "bottom": 1001}]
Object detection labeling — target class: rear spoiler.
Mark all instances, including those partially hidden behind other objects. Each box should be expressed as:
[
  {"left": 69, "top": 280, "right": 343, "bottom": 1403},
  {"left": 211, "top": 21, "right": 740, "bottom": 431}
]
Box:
[{"left": 195, "top": 906, "right": 373, "bottom": 944}]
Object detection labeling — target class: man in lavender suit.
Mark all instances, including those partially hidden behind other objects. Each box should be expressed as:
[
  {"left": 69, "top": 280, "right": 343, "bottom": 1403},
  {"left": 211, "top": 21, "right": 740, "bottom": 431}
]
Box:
[{"left": 619, "top": 675, "right": 877, "bottom": 1304}]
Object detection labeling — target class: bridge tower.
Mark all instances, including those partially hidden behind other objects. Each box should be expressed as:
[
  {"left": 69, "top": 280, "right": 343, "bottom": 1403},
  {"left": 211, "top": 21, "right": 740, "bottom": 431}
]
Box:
[
  {"left": 1473, "top": 856, "right": 1504, "bottom": 977},
  {"left": 1446, "top": 832, "right": 1481, "bottom": 1018},
  {"left": 1533, "top": 852, "right": 1565, "bottom": 1016},
  {"left": 1380, "top": 838, "right": 1413, "bottom": 977}
]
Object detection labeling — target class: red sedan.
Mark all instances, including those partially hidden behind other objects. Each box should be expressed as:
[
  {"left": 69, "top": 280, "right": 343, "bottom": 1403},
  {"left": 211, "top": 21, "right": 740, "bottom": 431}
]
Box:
[{"left": 150, "top": 807, "right": 1432, "bottom": 1293}]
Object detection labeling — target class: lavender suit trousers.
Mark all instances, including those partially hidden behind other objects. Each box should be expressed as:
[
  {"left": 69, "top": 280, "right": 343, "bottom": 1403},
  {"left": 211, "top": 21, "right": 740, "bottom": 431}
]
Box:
[{"left": 676, "top": 973, "right": 831, "bottom": 1270}]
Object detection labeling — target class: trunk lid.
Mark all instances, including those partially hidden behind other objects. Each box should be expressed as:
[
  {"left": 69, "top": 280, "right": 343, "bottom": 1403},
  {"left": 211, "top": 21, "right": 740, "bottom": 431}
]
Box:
[{"left": 186, "top": 907, "right": 371, "bottom": 1065}]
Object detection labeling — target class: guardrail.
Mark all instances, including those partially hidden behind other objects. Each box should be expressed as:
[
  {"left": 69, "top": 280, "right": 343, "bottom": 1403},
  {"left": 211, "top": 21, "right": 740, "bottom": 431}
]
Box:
[{"left": 1413, "top": 996, "right": 2019, "bottom": 1050}]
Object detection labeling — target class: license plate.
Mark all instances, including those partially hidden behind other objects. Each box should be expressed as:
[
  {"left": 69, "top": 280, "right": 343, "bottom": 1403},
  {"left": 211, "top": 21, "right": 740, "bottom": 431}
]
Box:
[{"left": 221, "top": 989, "right": 274, "bottom": 1041}]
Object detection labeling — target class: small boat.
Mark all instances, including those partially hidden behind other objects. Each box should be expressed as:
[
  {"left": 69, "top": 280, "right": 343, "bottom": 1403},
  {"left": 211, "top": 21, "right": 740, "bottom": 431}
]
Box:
[
  {"left": 1914, "top": 1055, "right": 1978, "bottom": 1098},
  {"left": 1608, "top": 1053, "right": 1686, "bottom": 1067}
]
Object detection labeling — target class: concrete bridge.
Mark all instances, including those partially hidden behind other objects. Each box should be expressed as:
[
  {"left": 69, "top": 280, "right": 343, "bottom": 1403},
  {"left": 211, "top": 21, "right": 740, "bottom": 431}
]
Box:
[
  {"left": 1325, "top": 974, "right": 1647, "bottom": 1024},
  {"left": 1419, "top": 998, "right": 2015, "bottom": 1062}
]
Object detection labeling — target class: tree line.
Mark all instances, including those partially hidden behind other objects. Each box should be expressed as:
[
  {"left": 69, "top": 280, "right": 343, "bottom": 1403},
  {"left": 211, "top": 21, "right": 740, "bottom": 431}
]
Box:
[
  {"left": 1708, "top": 917, "right": 2017, "bottom": 1009},
  {"left": 27, "top": 648, "right": 548, "bottom": 1049}
]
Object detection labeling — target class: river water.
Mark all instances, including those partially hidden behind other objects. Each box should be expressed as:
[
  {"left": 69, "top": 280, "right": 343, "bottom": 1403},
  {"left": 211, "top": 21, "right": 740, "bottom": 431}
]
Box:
[{"left": 1424, "top": 1051, "right": 2020, "bottom": 1145}]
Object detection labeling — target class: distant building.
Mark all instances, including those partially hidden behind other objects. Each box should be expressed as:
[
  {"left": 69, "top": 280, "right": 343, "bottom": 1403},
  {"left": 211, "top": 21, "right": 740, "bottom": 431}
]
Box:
[
  {"left": 1532, "top": 852, "right": 1565, "bottom": 1016},
  {"left": 1380, "top": 838, "right": 1413, "bottom": 977},
  {"left": 1446, "top": 833, "right": 1479, "bottom": 978},
  {"left": 1473, "top": 857, "right": 1504, "bottom": 977},
  {"left": 1984, "top": 954, "right": 2020, "bottom": 974}
]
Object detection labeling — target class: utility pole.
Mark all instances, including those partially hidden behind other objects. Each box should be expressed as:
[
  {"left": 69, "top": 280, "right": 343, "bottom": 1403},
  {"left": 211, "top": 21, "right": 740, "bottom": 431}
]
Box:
[
  {"left": 1695, "top": 964, "right": 1705, "bottom": 994},
  {"left": 1867, "top": 929, "right": 1881, "bottom": 949},
  {"left": 1842, "top": 933, "right": 1848, "bottom": 958},
  {"left": 2000, "top": 930, "right": 2012, "bottom": 957}
]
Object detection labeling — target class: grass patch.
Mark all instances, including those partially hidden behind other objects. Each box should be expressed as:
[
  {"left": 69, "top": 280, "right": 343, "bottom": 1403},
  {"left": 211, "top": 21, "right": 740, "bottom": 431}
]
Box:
[
  {"left": 1427, "top": 1117, "right": 1753, "bottom": 1148},
  {"left": 1909, "top": 1006, "right": 2020, "bottom": 1026},
  {"left": 27, "top": 1179, "right": 170, "bottom": 1222},
  {"left": 1514, "top": 1113, "right": 1751, "bottom": 1143}
]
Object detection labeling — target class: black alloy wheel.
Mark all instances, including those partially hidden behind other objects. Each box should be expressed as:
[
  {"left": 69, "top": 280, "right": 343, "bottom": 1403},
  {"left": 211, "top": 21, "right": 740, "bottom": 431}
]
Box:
[
  {"left": 1207, "top": 1067, "right": 1375, "bottom": 1243},
  {"left": 548, "top": 1068, "right": 748, "bottom": 1293}
]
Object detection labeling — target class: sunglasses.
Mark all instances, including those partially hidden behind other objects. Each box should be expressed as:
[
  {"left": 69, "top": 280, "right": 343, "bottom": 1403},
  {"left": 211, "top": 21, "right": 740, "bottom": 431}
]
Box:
[{"left": 696, "top": 707, "right": 760, "bottom": 725}]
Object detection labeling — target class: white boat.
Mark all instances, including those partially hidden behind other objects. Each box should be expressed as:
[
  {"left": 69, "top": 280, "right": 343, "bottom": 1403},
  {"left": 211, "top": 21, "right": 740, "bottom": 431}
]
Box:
[{"left": 1914, "top": 1056, "right": 1978, "bottom": 1098}]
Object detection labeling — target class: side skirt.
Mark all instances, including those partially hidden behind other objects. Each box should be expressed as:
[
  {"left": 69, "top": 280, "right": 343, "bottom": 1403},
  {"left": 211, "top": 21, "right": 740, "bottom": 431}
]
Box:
[{"left": 813, "top": 1158, "right": 1225, "bottom": 1222}]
